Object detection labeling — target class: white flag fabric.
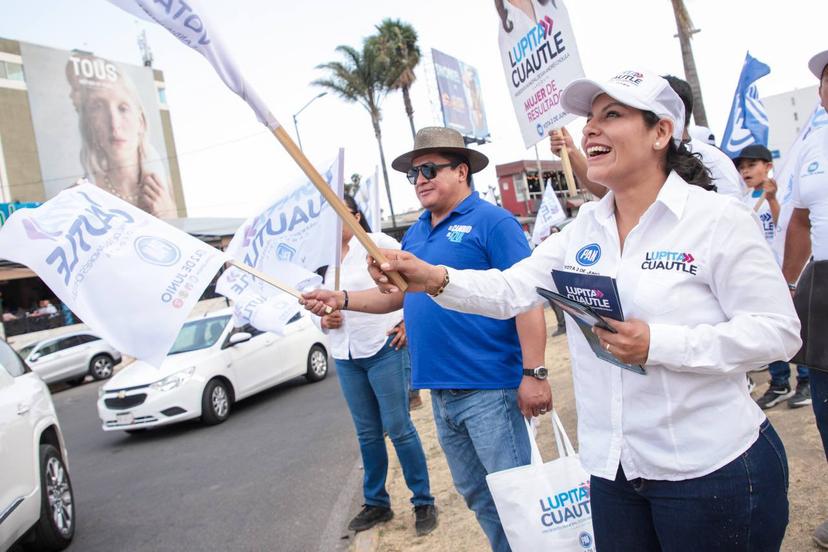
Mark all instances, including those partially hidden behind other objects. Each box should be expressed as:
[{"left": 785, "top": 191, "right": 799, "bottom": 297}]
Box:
[
  {"left": 217, "top": 155, "right": 341, "bottom": 332},
  {"left": 107, "top": 0, "right": 279, "bottom": 130},
  {"left": 532, "top": 183, "right": 567, "bottom": 245},
  {"left": 771, "top": 104, "right": 828, "bottom": 264},
  {"left": 0, "top": 183, "right": 226, "bottom": 367},
  {"left": 355, "top": 167, "right": 382, "bottom": 232},
  {"left": 496, "top": 0, "right": 585, "bottom": 148}
]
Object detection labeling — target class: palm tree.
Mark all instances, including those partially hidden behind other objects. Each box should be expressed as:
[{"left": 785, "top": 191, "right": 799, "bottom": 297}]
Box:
[
  {"left": 314, "top": 44, "right": 397, "bottom": 227},
  {"left": 670, "top": 0, "right": 709, "bottom": 127},
  {"left": 370, "top": 19, "right": 421, "bottom": 140}
]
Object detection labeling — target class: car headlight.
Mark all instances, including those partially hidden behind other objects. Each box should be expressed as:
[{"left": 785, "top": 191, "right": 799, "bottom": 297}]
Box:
[{"left": 150, "top": 367, "right": 196, "bottom": 392}]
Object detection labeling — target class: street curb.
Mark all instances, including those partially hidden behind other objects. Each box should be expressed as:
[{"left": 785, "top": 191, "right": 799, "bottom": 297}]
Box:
[{"left": 353, "top": 528, "right": 380, "bottom": 552}]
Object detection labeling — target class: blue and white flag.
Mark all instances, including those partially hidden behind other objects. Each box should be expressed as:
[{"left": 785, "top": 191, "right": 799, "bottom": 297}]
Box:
[
  {"left": 355, "top": 167, "right": 381, "bottom": 233},
  {"left": 107, "top": 0, "right": 279, "bottom": 130},
  {"left": 532, "top": 182, "right": 567, "bottom": 245},
  {"left": 720, "top": 53, "right": 771, "bottom": 158},
  {"left": 771, "top": 104, "right": 828, "bottom": 263},
  {"left": 217, "top": 153, "right": 342, "bottom": 333},
  {"left": 0, "top": 183, "right": 227, "bottom": 367}
]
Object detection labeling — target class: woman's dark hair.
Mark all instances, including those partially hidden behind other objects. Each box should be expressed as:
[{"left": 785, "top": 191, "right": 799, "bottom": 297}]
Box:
[
  {"left": 642, "top": 111, "right": 714, "bottom": 191},
  {"left": 344, "top": 193, "right": 372, "bottom": 233},
  {"left": 495, "top": 0, "right": 553, "bottom": 33}
]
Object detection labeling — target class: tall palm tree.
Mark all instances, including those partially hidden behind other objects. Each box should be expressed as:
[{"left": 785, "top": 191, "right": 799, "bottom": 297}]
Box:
[
  {"left": 370, "top": 19, "right": 421, "bottom": 140},
  {"left": 670, "top": 0, "right": 709, "bottom": 127},
  {"left": 314, "top": 44, "right": 397, "bottom": 227}
]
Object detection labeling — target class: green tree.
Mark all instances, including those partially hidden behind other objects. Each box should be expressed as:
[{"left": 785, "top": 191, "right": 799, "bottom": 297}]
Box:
[
  {"left": 314, "top": 44, "right": 397, "bottom": 227},
  {"left": 346, "top": 172, "right": 362, "bottom": 197},
  {"left": 369, "top": 19, "right": 421, "bottom": 140}
]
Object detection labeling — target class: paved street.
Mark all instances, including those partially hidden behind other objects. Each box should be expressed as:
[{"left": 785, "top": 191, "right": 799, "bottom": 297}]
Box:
[{"left": 48, "top": 364, "right": 360, "bottom": 552}]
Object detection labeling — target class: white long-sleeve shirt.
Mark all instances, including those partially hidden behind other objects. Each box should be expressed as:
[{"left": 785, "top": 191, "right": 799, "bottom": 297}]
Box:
[
  {"left": 435, "top": 172, "right": 801, "bottom": 481},
  {"left": 320, "top": 232, "right": 403, "bottom": 360}
]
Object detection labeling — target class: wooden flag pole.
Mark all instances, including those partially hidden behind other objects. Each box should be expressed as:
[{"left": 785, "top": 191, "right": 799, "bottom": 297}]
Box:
[
  {"left": 753, "top": 191, "right": 767, "bottom": 212},
  {"left": 228, "top": 260, "right": 333, "bottom": 314},
  {"left": 271, "top": 126, "right": 408, "bottom": 292},
  {"left": 553, "top": 129, "right": 578, "bottom": 197}
]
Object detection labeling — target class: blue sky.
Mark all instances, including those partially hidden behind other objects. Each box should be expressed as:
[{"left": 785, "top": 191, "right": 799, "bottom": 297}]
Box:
[{"left": 0, "top": 0, "right": 823, "bottom": 219}]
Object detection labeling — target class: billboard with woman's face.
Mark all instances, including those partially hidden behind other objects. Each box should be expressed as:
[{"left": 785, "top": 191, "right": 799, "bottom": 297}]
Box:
[{"left": 20, "top": 42, "right": 178, "bottom": 219}]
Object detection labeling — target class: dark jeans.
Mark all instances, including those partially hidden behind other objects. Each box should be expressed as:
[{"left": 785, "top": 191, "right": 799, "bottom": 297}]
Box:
[
  {"left": 336, "top": 339, "right": 433, "bottom": 508},
  {"left": 768, "top": 360, "right": 809, "bottom": 386},
  {"left": 811, "top": 369, "right": 828, "bottom": 460},
  {"left": 591, "top": 420, "right": 788, "bottom": 552}
]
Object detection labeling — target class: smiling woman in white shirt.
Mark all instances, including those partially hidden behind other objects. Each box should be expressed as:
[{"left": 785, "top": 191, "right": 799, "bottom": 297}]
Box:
[
  {"left": 352, "top": 71, "right": 802, "bottom": 551},
  {"left": 316, "top": 194, "right": 437, "bottom": 537}
]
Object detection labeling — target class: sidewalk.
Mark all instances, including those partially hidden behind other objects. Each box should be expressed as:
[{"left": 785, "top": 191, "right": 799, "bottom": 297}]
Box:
[{"left": 353, "top": 313, "right": 828, "bottom": 551}]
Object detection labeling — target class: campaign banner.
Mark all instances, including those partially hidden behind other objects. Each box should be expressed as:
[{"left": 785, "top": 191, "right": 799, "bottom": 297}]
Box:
[
  {"left": 107, "top": 0, "right": 279, "bottom": 130},
  {"left": 496, "top": 0, "right": 584, "bottom": 147},
  {"left": 720, "top": 52, "right": 771, "bottom": 158},
  {"left": 532, "top": 183, "right": 566, "bottom": 245},
  {"left": 218, "top": 154, "right": 341, "bottom": 332},
  {"left": 432, "top": 49, "right": 490, "bottom": 141},
  {"left": 355, "top": 167, "right": 381, "bottom": 232},
  {"left": 0, "top": 183, "right": 226, "bottom": 367},
  {"left": 19, "top": 42, "right": 178, "bottom": 218}
]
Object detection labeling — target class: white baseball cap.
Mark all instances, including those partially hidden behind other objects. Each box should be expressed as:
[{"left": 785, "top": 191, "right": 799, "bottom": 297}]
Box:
[
  {"left": 808, "top": 50, "right": 828, "bottom": 79},
  {"left": 560, "top": 69, "right": 686, "bottom": 143}
]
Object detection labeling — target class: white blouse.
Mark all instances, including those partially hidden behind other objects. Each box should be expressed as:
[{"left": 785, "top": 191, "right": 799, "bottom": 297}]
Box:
[{"left": 435, "top": 172, "right": 801, "bottom": 481}]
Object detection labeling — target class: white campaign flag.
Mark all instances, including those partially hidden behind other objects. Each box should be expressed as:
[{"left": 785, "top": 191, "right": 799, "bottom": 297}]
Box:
[
  {"left": 771, "top": 104, "right": 828, "bottom": 263},
  {"left": 0, "top": 183, "right": 226, "bottom": 367},
  {"left": 107, "top": 0, "right": 279, "bottom": 130},
  {"left": 355, "top": 167, "right": 381, "bottom": 232},
  {"left": 496, "top": 0, "right": 585, "bottom": 148},
  {"left": 532, "top": 183, "right": 567, "bottom": 245},
  {"left": 217, "top": 154, "right": 342, "bottom": 333}
]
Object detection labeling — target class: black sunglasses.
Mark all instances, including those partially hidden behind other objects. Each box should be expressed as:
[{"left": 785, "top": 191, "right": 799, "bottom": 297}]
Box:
[{"left": 406, "top": 161, "right": 460, "bottom": 185}]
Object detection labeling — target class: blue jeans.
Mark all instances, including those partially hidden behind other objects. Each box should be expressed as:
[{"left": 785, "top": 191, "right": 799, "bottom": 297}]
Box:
[
  {"left": 811, "top": 369, "right": 828, "bottom": 459},
  {"left": 336, "top": 339, "right": 433, "bottom": 508},
  {"left": 431, "top": 388, "right": 531, "bottom": 552},
  {"left": 768, "top": 361, "right": 809, "bottom": 386},
  {"left": 591, "top": 420, "right": 788, "bottom": 552}
]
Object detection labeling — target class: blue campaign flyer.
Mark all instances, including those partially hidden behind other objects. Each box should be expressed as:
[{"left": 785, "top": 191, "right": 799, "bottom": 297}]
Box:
[{"left": 551, "top": 270, "right": 625, "bottom": 321}]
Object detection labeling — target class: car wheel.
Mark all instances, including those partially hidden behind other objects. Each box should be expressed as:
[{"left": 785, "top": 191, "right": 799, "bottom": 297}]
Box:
[
  {"left": 201, "top": 378, "right": 231, "bottom": 425},
  {"left": 88, "top": 354, "right": 115, "bottom": 380},
  {"left": 28, "top": 444, "right": 74, "bottom": 551},
  {"left": 305, "top": 345, "right": 328, "bottom": 382}
]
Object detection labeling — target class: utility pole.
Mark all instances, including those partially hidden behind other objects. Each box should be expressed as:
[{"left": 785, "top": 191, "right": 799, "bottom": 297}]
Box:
[
  {"left": 137, "top": 30, "right": 153, "bottom": 68},
  {"left": 670, "top": 0, "right": 708, "bottom": 128}
]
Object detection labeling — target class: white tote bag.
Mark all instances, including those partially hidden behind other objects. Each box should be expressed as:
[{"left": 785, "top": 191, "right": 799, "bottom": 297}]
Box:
[{"left": 486, "top": 411, "right": 595, "bottom": 552}]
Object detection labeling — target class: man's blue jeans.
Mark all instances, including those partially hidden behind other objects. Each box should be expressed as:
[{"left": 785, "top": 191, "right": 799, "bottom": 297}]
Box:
[
  {"left": 768, "top": 360, "right": 809, "bottom": 386},
  {"left": 336, "top": 340, "right": 433, "bottom": 508},
  {"left": 811, "top": 369, "right": 828, "bottom": 459},
  {"left": 591, "top": 419, "right": 789, "bottom": 552},
  {"left": 431, "top": 388, "right": 531, "bottom": 552}
]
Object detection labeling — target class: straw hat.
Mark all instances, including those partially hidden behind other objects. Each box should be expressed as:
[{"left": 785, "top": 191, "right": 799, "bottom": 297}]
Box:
[{"left": 391, "top": 127, "right": 489, "bottom": 173}]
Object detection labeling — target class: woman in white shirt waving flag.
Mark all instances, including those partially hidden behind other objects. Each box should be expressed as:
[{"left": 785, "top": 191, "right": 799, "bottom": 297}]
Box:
[
  {"left": 316, "top": 194, "right": 437, "bottom": 537},
  {"left": 336, "top": 70, "right": 802, "bottom": 551}
]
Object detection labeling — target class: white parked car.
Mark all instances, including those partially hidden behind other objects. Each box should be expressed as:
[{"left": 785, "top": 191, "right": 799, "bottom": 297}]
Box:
[
  {"left": 18, "top": 331, "right": 121, "bottom": 386},
  {"left": 97, "top": 309, "right": 329, "bottom": 432},
  {"left": 0, "top": 338, "right": 75, "bottom": 551}
]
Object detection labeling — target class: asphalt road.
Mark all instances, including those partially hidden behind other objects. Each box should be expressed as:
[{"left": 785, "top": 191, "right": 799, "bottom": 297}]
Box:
[{"left": 48, "top": 363, "right": 361, "bottom": 552}]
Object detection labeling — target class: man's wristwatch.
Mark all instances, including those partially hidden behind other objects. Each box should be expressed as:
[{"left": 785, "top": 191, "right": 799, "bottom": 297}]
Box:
[{"left": 523, "top": 366, "right": 548, "bottom": 380}]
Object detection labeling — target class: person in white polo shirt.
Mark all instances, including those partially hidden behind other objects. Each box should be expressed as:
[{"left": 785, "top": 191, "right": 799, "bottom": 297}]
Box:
[
  {"left": 781, "top": 49, "right": 828, "bottom": 550},
  {"left": 368, "top": 69, "right": 802, "bottom": 551},
  {"left": 550, "top": 75, "right": 747, "bottom": 200}
]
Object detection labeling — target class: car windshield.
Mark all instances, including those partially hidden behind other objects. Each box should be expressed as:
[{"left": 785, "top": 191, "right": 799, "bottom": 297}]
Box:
[
  {"left": 18, "top": 344, "right": 35, "bottom": 358},
  {"left": 168, "top": 315, "right": 231, "bottom": 355}
]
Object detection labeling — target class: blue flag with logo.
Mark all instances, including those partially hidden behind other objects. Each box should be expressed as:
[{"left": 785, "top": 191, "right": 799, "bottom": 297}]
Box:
[{"left": 720, "top": 52, "right": 771, "bottom": 158}]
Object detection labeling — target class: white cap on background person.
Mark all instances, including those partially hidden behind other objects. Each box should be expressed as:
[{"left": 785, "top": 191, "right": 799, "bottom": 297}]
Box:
[
  {"left": 688, "top": 125, "right": 716, "bottom": 146},
  {"left": 560, "top": 69, "right": 686, "bottom": 144}
]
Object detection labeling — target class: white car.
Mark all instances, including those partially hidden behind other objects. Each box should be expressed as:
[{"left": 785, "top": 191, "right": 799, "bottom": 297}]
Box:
[
  {"left": 97, "top": 309, "right": 329, "bottom": 432},
  {"left": 0, "top": 338, "right": 75, "bottom": 551},
  {"left": 18, "top": 331, "right": 122, "bottom": 386}
]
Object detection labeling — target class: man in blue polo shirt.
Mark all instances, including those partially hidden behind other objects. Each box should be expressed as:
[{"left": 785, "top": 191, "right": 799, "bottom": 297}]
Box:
[{"left": 302, "top": 127, "right": 551, "bottom": 551}]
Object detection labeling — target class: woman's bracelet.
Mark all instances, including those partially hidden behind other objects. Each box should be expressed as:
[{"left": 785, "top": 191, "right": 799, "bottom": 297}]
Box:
[{"left": 342, "top": 289, "right": 350, "bottom": 310}]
